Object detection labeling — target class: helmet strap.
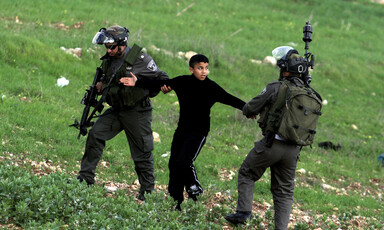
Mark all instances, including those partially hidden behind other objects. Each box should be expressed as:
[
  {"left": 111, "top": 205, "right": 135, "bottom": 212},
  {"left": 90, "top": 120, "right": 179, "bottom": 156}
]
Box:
[{"left": 115, "top": 45, "right": 128, "bottom": 58}]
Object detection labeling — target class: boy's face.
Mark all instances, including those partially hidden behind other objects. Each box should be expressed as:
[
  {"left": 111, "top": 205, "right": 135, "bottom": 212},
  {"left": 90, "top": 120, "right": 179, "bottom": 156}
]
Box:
[{"left": 190, "top": 62, "right": 209, "bottom": 81}]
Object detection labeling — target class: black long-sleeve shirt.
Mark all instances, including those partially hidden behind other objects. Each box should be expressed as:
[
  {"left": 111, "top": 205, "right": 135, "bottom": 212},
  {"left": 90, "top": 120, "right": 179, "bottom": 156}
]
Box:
[{"left": 136, "top": 74, "right": 245, "bottom": 136}]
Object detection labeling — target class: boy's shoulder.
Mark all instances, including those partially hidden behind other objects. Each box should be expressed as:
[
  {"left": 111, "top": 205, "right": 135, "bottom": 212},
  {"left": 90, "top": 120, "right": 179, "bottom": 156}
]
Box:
[
  {"left": 205, "top": 77, "right": 219, "bottom": 86},
  {"left": 173, "top": 74, "right": 198, "bottom": 81},
  {"left": 177, "top": 74, "right": 192, "bottom": 79}
]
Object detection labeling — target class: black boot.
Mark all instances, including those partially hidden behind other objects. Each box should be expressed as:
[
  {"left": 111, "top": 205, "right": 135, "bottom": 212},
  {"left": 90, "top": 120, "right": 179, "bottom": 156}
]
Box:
[
  {"left": 225, "top": 211, "right": 251, "bottom": 225},
  {"left": 77, "top": 175, "right": 94, "bottom": 186},
  {"left": 137, "top": 190, "right": 152, "bottom": 201}
]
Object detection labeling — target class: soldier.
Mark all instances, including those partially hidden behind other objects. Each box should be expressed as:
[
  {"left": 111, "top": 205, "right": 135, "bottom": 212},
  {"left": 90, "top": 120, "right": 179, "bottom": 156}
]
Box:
[
  {"left": 77, "top": 25, "right": 170, "bottom": 201},
  {"left": 225, "top": 46, "right": 321, "bottom": 229}
]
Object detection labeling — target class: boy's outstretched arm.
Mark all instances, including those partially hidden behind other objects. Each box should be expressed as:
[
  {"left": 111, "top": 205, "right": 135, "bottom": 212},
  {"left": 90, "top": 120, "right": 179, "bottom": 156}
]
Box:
[{"left": 120, "top": 72, "right": 173, "bottom": 94}]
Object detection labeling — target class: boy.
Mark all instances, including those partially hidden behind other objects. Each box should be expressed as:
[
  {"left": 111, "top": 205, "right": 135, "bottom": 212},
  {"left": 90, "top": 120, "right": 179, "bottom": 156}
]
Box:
[{"left": 120, "top": 54, "right": 245, "bottom": 210}]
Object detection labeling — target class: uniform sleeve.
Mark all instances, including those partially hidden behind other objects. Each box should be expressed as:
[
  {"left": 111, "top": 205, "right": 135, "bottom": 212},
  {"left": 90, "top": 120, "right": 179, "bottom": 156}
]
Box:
[
  {"left": 133, "top": 52, "right": 169, "bottom": 81},
  {"left": 243, "top": 81, "right": 280, "bottom": 116},
  {"left": 213, "top": 82, "right": 246, "bottom": 110}
]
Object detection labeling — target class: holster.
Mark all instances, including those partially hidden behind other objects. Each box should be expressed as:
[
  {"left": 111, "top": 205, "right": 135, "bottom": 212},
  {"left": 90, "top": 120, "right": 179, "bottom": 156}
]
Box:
[{"left": 140, "top": 97, "right": 151, "bottom": 108}]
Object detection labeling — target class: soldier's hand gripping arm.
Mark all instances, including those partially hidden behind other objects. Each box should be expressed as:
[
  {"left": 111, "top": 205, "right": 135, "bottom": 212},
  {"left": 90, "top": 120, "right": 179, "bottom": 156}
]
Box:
[
  {"left": 160, "top": 85, "right": 172, "bottom": 94},
  {"left": 120, "top": 72, "right": 137, "bottom": 86}
]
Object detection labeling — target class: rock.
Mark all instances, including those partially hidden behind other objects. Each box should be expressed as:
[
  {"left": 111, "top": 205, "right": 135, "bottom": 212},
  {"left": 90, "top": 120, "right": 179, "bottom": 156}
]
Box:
[
  {"left": 185, "top": 51, "right": 197, "bottom": 60},
  {"left": 263, "top": 56, "right": 277, "bottom": 66},
  {"left": 153, "top": 131, "right": 161, "bottom": 142}
]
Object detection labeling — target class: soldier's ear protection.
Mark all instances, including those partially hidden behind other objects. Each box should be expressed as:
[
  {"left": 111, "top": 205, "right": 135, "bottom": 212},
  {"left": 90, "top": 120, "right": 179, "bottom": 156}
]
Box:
[
  {"left": 277, "top": 49, "right": 307, "bottom": 74},
  {"left": 276, "top": 49, "right": 299, "bottom": 70}
]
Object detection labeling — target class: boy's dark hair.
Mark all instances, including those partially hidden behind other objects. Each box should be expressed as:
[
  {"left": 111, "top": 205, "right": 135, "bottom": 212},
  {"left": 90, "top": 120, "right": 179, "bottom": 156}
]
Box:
[{"left": 189, "top": 54, "right": 209, "bottom": 68}]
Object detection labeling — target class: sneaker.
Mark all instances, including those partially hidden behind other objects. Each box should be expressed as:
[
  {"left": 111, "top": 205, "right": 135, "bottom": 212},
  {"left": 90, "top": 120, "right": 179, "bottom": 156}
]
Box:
[
  {"left": 225, "top": 211, "right": 252, "bottom": 225},
  {"left": 187, "top": 184, "right": 203, "bottom": 195},
  {"left": 188, "top": 194, "right": 198, "bottom": 201},
  {"left": 174, "top": 203, "right": 182, "bottom": 211}
]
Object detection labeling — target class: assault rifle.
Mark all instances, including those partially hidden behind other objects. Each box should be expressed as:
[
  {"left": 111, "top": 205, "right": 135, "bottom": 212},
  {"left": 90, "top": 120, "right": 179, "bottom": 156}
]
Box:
[
  {"left": 71, "top": 64, "right": 122, "bottom": 139},
  {"left": 70, "top": 67, "right": 104, "bottom": 139},
  {"left": 70, "top": 44, "right": 142, "bottom": 139},
  {"left": 302, "top": 21, "right": 315, "bottom": 85}
]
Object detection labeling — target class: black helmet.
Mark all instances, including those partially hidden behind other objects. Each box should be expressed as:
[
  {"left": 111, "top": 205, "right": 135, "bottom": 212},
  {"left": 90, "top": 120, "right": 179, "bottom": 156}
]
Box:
[
  {"left": 272, "top": 46, "right": 307, "bottom": 74},
  {"left": 92, "top": 25, "right": 129, "bottom": 46}
]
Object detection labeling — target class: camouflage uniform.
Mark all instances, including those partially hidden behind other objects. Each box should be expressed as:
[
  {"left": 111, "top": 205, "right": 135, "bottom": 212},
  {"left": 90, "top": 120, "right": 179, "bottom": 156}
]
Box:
[{"left": 236, "top": 79, "right": 302, "bottom": 229}]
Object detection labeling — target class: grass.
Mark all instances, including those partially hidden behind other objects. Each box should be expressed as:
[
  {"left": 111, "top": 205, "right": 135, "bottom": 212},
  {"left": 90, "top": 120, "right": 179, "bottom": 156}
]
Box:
[{"left": 1, "top": 0, "right": 383, "bottom": 229}]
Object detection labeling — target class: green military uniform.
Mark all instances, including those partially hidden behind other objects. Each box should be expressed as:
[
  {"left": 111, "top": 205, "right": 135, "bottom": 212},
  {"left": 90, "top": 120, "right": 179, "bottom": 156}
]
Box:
[
  {"left": 226, "top": 45, "right": 320, "bottom": 228},
  {"left": 79, "top": 45, "right": 169, "bottom": 195},
  {"left": 236, "top": 78, "right": 302, "bottom": 229}
]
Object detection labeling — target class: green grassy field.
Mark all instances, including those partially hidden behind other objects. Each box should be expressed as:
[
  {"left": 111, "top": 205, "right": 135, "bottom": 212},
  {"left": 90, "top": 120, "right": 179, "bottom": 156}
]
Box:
[{"left": 1, "top": 0, "right": 383, "bottom": 229}]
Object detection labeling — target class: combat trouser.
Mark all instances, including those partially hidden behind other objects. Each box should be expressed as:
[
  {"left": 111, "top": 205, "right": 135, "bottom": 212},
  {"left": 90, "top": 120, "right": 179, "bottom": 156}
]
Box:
[
  {"left": 236, "top": 137, "right": 300, "bottom": 230},
  {"left": 79, "top": 104, "right": 155, "bottom": 193}
]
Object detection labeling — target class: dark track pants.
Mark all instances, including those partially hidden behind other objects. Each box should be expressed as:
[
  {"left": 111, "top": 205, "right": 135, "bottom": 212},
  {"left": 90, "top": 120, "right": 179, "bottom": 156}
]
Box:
[
  {"left": 236, "top": 137, "right": 300, "bottom": 230},
  {"left": 79, "top": 106, "right": 155, "bottom": 193},
  {"left": 168, "top": 131, "right": 206, "bottom": 203}
]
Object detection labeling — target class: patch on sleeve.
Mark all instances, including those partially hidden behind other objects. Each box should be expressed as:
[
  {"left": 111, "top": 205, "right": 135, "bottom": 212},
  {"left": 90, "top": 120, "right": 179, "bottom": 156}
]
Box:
[{"left": 147, "top": 60, "right": 159, "bottom": 71}]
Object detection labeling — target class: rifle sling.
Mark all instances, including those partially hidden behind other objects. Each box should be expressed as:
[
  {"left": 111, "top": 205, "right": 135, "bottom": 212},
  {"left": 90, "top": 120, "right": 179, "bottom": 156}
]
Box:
[
  {"left": 125, "top": 44, "right": 142, "bottom": 66},
  {"left": 271, "top": 81, "right": 288, "bottom": 117}
]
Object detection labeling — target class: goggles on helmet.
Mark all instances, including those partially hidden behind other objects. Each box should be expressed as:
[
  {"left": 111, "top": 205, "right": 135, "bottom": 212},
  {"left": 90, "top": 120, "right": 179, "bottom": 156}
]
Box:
[
  {"left": 92, "top": 28, "right": 116, "bottom": 45},
  {"left": 272, "top": 46, "right": 295, "bottom": 61}
]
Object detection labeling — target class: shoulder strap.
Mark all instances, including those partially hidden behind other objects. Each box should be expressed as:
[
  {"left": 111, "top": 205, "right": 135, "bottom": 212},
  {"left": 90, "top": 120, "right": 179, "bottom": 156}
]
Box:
[
  {"left": 125, "top": 43, "right": 142, "bottom": 65},
  {"left": 271, "top": 81, "right": 289, "bottom": 113},
  {"left": 263, "top": 81, "right": 289, "bottom": 134}
]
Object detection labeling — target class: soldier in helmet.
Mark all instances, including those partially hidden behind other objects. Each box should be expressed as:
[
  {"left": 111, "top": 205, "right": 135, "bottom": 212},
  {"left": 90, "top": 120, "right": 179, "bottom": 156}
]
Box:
[
  {"left": 225, "top": 46, "right": 313, "bottom": 229},
  {"left": 77, "top": 25, "right": 170, "bottom": 201}
]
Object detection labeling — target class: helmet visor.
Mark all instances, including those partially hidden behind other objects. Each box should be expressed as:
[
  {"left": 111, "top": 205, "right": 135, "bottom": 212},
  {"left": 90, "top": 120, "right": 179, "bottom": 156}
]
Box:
[
  {"left": 92, "top": 30, "right": 115, "bottom": 44},
  {"left": 272, "top": 46, "right": 294, "bottom": 60}
]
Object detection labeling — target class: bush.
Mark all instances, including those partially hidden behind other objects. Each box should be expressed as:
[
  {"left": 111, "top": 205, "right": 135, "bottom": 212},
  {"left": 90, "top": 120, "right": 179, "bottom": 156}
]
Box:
[{"left": 0, "top": 163, "right": 222, "bottom": 229}]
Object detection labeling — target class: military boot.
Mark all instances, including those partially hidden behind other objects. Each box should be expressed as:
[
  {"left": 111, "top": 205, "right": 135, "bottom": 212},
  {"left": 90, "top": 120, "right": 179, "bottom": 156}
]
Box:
[
  {"left": 137, "top": 190, "right": 152, "bottom": 201},
  {"left": 225, "top": 211, "right": 252, "bottom": 225}
]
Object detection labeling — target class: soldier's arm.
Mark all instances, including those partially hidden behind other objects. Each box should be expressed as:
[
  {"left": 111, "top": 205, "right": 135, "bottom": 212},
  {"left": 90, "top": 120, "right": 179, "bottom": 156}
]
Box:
[{"left": 243, "top": 82, "right": 280, "bottom": 117}]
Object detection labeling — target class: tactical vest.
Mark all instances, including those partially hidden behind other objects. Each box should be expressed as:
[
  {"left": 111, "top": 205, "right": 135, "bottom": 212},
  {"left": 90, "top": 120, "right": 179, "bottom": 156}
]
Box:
[
  {"left": 101, "top": 44, "right": 149, "bottom": 107},
  {"left": 258, "top": 77, "right": 322, "bottom": 146}
]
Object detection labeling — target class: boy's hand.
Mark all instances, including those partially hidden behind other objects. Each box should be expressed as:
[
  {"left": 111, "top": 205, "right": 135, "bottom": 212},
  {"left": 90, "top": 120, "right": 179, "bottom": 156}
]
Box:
[
  {"left": 161, "top": 85, "right": 172, "bottom": 94},
  {"left": 120, "top": 72, "right": 137, "bottom": 86}
]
